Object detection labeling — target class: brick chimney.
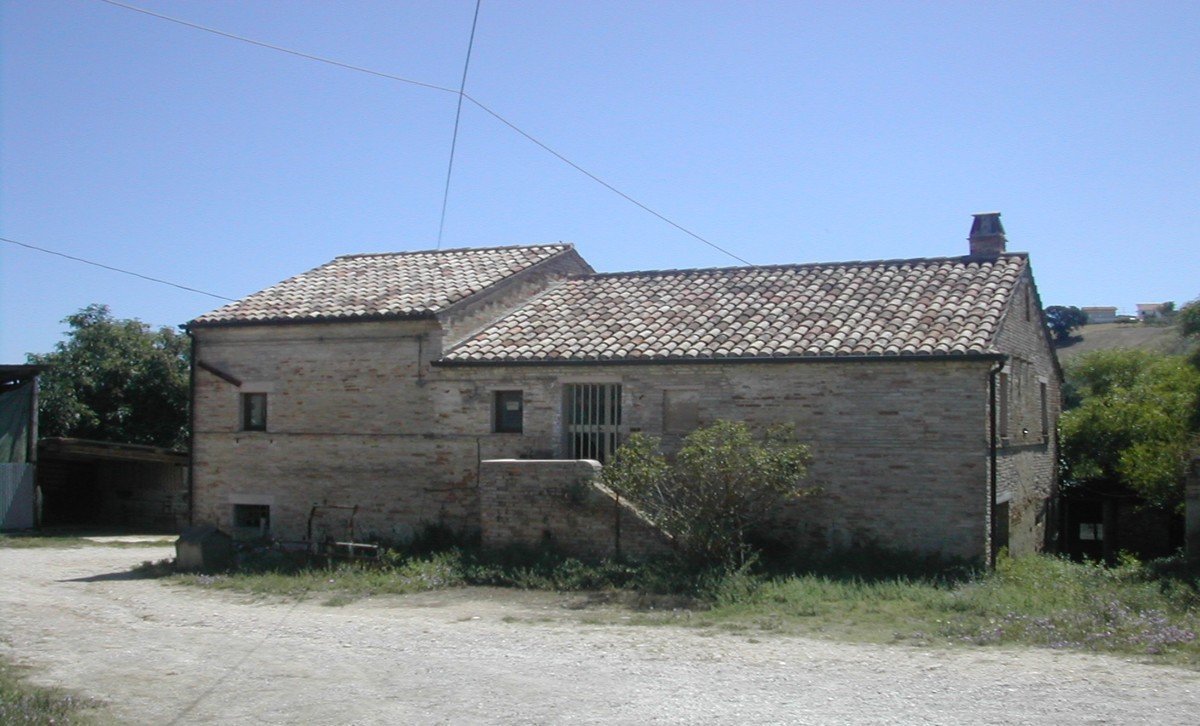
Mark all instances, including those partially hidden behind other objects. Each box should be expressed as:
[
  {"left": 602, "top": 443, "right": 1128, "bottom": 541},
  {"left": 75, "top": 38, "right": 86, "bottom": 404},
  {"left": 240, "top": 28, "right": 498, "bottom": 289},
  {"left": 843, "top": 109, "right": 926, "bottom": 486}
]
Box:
[{"left": 969, "top": 212, "right": 1006, "bottom": 258}]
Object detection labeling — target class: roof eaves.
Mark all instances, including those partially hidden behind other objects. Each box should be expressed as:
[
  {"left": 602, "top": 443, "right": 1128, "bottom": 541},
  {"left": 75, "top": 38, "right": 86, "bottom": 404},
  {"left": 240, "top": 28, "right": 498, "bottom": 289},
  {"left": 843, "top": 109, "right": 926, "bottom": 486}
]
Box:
[
  {"left": 434, "top": 351, "right": 1006, "bottom": 367},
  {"left": 186, "top": 310, "right": 438, "bottom": 331}
]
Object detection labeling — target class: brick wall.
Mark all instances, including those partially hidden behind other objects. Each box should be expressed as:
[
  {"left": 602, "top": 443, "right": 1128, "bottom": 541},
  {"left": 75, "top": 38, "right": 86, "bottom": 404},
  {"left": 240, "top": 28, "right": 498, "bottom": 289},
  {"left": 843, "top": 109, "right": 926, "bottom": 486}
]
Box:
[
  {"left": 991, "top": 268, "right": 1062, "bottom": 556},
  {"left": 441, "top": 358, "right": 994, "bottom": 561},
  {"left": 192, "top": 271, "right": 1059, "bottom": 563},
  {"left": 192, "top": 320, "right": 489, "bottom": 542},
  {"left": 479, "top": 459, "right": 671, "bottom": 560}
]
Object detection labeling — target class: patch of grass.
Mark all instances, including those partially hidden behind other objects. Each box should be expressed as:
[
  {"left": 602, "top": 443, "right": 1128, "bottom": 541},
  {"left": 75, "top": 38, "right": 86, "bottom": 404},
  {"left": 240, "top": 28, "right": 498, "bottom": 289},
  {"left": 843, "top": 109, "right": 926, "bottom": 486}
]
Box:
[
  {"left": 0, "top": 655, "right": 99, "bottom": 725},
  {"left": 173, "top": 540, "right": 710, "bottom": 606},
  {"left": 0, "top": 535, "right": 91, "bottom": 549},
  {"left": 166, "top": 530, "right": 1200, "bottom": 664},
  {"left": 0, "top": 534, "right": 173, "bottom": 549},
  {"left": 693, "top": 552, "right": 1200, "bottom": 664},
  {"left": 936, "top": 554, "right": 1200, "bottom": 659},
  {"left": 133, "top": 558, "right": 177, "bottom": 578},
  {"left": 176, "top": 549, "right": 472, "bottom": 603}
]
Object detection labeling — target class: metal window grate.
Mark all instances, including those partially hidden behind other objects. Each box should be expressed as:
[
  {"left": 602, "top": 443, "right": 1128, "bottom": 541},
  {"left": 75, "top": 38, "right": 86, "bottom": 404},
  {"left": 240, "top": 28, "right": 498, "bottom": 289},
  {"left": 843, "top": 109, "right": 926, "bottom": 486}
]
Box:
[{"left": 566, "top": 383, "right": 622, "bottom": 462}]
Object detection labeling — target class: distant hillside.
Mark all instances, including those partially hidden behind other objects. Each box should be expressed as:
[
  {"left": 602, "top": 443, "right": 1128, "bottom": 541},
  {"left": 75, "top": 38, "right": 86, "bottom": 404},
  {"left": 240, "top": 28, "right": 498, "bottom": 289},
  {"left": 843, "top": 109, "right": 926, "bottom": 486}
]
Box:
[{"left": 1055, "top": 322, "right": 1194, "bottom": 363}]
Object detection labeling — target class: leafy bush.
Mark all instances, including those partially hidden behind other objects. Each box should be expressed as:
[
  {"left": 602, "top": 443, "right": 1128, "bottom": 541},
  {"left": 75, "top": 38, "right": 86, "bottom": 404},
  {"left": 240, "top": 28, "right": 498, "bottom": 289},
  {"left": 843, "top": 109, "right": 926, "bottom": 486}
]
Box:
[
  {"left": 1060, "top": 350, "right": 1200, "bottom": 508},
  {"left": 602, "top": 420, "right": 812, "bottom": 566}
]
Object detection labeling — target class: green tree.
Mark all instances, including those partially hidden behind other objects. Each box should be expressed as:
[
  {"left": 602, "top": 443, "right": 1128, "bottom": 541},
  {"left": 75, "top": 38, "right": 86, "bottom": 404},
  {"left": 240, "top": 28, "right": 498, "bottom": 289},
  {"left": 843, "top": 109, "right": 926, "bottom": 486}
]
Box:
[
  {"left": 1044, "top": 305, "right": 1089, "bottom": 344},
  {"left": 1060, "top": 349, "right": 1200, "bottom": 508},
  {"left": 602, "top": 420, "right": 812, "bottom": 564},
  {"left": 1179, "top": 298, "right": 1200, "bottom": 369},
  {"left": 1180, "top": 298, "right": 1200, "bottom": 340},
  {"left": 27, "top": 304, "right": 190, "bottom": 449}
]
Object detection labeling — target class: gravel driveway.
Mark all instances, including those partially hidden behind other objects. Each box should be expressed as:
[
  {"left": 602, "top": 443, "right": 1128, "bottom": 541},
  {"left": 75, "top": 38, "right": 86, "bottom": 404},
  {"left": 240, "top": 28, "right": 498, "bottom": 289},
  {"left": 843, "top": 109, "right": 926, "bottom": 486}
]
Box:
[{"left": 2, "top": 545, "right": 1199, "bottom": 724}]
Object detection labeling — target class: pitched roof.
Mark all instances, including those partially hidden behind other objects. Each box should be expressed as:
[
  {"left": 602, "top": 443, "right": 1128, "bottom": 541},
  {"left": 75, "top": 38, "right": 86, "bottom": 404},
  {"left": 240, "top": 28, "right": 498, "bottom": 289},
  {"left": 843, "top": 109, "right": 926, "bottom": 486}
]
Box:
[
  {"left": 190, "top": 244, "right": 574, "bottom": 327},
  {"left": 442, "top": 254, "right": 1027, "bottom": 363}
]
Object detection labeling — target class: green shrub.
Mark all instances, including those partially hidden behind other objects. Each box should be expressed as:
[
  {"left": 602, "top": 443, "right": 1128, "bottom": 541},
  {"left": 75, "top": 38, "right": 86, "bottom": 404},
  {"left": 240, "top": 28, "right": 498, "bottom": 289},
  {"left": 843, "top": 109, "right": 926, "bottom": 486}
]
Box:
[{"left": 602, "top": 421, "right": 812, "bottom": 566}]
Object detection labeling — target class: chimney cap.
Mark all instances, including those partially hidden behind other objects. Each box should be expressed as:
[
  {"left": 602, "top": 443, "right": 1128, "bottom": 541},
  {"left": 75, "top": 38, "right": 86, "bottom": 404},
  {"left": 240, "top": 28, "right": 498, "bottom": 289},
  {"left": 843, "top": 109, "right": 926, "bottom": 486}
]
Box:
[
  {"left": 968, "top": 212, "right": 1007, "bottom": 258},
  {"left": 969, "top": 212, "right": 1005, "bottom": 239}
]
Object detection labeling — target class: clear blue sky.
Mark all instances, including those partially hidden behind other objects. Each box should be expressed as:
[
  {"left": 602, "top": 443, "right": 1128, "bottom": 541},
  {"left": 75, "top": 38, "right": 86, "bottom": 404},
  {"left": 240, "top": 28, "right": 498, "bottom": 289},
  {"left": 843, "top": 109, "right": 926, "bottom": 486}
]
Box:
[{"left": 2, "top": 0, "right": 1197, "bottom": 361}]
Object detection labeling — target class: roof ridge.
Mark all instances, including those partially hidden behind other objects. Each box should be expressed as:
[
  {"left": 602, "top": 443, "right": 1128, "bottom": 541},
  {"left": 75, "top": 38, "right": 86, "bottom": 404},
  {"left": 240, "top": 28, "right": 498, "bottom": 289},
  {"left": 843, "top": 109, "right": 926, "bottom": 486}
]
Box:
[
  {"left": 571, "top": 252, "right": 1028, "bottom": 280},
  {"left": 337, "top": 243, "right": 572, "bottom": 260}
]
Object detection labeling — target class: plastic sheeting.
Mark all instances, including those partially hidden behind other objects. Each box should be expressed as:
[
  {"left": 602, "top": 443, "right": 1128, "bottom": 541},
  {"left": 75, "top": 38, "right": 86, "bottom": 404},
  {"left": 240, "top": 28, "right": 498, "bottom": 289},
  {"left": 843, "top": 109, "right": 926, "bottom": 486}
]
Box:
[
  {"left": 0, "top": 381, "right": 33, "bottom": 464},
  {"left": 0, "top": 463, "right": 35, "bottom": 530}
]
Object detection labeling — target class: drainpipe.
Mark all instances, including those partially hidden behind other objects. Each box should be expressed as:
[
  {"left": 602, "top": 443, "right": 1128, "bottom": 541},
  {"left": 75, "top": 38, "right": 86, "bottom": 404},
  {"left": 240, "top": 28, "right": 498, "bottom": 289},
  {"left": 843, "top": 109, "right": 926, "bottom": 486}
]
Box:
[
  {"left": 186, "top": 330, "right": 196, "bottom": 529},
  {"left": 988, "top": 359, "right": 1006, "bottom": 568}
]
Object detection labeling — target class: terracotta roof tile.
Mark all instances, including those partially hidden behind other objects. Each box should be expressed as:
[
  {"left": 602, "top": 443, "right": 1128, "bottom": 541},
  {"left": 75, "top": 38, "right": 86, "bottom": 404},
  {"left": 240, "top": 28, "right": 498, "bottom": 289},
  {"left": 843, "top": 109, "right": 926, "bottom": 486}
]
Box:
[
  {"left": 190, "top": 244, "right": 572, "bottom": 326},
  {"left": 443, "top": 255, "right": 1026, "bottom": 362}
]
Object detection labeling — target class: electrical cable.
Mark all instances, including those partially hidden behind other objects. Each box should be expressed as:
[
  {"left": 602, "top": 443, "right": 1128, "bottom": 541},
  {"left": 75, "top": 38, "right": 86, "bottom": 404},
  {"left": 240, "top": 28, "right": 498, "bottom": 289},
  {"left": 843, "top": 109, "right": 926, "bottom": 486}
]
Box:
[
  {"left": 95, "top": 0, "right": 458, "bottom": 94},
  {"left": 1, "top": 236, "right": 236, "bottom": 301},
  {"left": 93, "top": 0, "right": 754, "bottom": 266},
  {"left": 463, "top": 94, "right": 753, "bottom": 265},
  {"left": 437, "top": 0, "right": 483, "bottom": 250}
]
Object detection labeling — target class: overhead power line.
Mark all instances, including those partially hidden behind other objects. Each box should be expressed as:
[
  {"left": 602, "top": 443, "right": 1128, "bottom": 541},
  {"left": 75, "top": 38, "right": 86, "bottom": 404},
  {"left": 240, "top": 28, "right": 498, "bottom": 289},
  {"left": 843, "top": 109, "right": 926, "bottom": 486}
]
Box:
[
  {"left": 95, "top": 0, "right": 754, "bottom": 267},
  {"left": 463, "top": 95, "right": 753, "bottom": 265},
  {"left": 1, "top": 236, "right": 236, "bottom": 301},
  {"left": 96, "top": 0, "right": 457, "bottom": 94},
  {"left": 437, "top": 0, "right": 484, "bottom": 250}
]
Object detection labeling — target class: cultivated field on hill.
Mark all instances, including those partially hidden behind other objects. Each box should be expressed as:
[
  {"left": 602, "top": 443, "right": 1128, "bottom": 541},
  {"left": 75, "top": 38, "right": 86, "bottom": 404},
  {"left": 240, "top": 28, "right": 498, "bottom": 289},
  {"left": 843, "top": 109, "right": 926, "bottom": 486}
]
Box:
[{"left": 1055, "top": 322, "right": 1192, "bottom": 363}]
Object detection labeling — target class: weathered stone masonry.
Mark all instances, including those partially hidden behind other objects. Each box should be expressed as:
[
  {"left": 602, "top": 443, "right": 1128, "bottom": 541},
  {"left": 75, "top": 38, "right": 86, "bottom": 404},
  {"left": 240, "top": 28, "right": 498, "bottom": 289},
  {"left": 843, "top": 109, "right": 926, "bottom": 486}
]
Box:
[
  {"left": 194, "top": 329, "right": 1007, "bottom": 560},
  {"left": 189, "top": 228, "right": 1061, "bottom": 564},
  {"left": 991, "top": 271, "right": 1061, "bottom": 556},
  {"left": 478, "top": 459, "right": 671, "bottom": 559},
  {"left": 440, "top": 358, "right": 993, "bottom": 560}
]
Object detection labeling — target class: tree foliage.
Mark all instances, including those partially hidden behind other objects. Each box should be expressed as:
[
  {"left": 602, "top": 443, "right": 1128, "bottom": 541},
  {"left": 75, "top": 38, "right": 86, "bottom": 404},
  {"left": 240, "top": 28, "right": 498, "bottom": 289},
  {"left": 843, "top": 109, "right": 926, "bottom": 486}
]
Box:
[
  {"left": 1044, "top": 305, "right": 1088, "bottom": 344},
  {"left": 1180, "top": 298, "right": 1200, "bottom": 340},
  {"left": 27, "top": 304, "right": 190, "bottom": 449},
  {"left": 1060, "top": 349, "right": 1200, "bottom": 508},
  {"left": 1179, "top": 298, "right": 1200, "bottom": 368},
  {"left": 602, "top": 420, "right": 812, "bottom": 565}
]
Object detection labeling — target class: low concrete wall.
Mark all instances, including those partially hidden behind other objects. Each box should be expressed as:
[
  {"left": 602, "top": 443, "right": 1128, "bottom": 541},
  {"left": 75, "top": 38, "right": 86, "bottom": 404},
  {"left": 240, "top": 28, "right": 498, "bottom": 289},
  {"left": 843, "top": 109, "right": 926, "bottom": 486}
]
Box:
[{"left": 479, "top": 459, "right": 671, "bottom": 560}]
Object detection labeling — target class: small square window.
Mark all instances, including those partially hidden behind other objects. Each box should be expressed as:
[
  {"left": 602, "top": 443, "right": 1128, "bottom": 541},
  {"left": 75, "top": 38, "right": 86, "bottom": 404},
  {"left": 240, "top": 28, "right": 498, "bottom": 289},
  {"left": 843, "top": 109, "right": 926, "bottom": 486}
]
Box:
[
  {"left": 242, "top": 393, "right": 267, "bottom": 431},
  {"left": 494, "top": 391, "right": 523, "bottom": 433},
  {"left": 233, "top": 503, "right": 270, "bottom": 533},
  {"left": 663, "top": 389, "right": 699, "bottom": 434}
]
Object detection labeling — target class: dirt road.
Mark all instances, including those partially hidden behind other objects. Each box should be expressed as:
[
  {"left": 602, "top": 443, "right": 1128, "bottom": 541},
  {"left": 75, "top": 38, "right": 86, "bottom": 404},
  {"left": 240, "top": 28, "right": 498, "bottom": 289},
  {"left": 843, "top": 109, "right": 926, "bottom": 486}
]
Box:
[{"left": 2, "top": 545, "right": 1199, "bottom": 724}]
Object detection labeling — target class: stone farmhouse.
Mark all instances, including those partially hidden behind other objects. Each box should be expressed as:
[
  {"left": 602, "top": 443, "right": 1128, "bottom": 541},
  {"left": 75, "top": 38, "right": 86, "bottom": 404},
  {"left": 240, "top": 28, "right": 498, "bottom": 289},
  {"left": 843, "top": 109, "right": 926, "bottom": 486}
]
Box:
[{"left": 186, "top": 213, "right": 1060, "bottom": 563}]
